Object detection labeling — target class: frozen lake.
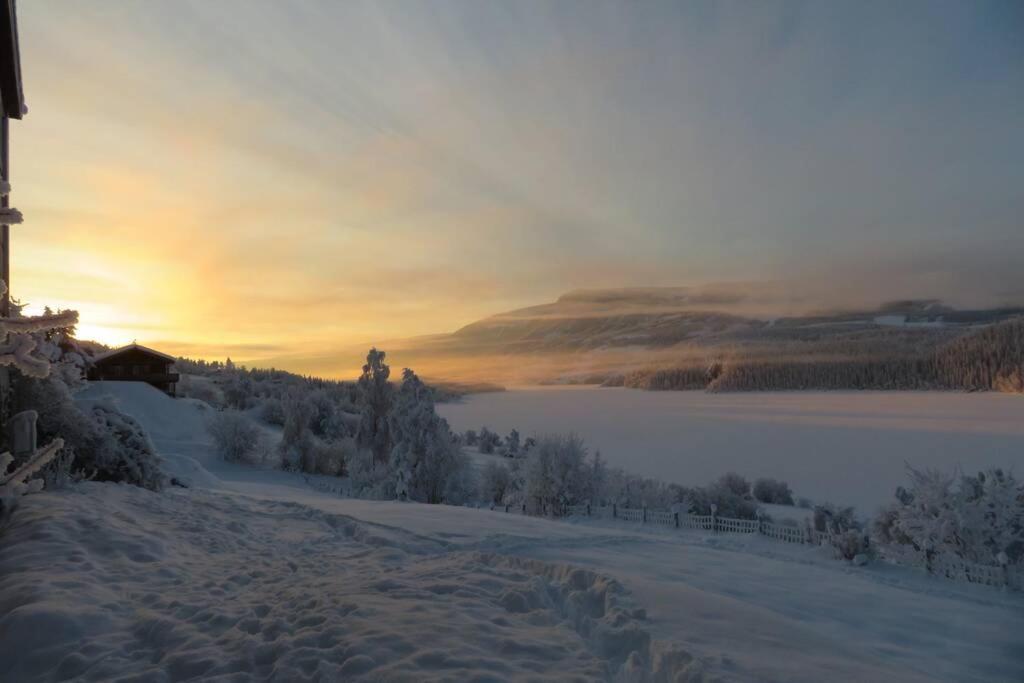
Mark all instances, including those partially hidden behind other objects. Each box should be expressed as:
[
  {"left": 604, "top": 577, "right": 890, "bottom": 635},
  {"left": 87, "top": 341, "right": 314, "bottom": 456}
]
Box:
[{"left": 439, "top": 388, "right": 1024, "bottom": 512}]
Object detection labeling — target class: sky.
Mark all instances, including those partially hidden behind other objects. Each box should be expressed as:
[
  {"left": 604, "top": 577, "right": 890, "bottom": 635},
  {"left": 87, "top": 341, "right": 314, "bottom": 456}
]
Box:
[{"left": 10, "top": 1, "right": 1024, "bottom": 371}]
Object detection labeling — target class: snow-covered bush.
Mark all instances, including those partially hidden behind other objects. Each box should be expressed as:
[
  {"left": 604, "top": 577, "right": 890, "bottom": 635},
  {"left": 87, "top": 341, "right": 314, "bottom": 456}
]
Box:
[
  {"left": 873, "top": 466, "right": 1024, "bottom": 567},
  {"left": 598, "top": 466, "right": 676, "bottom": 509},
  {"left": 686, "top": 473, "right": 758, "bottom": 519},
  {"left": 807, "top": 502, "right": 869, "bottom": 561},
  {"left": 10, "top": 373, "right": 163, "bottom": 491},
  {"left": 279, "top": 393, "right": 314, "bottom": 470},
  {"left": 830, "top": 530, "right": 872, "bottom": 562},
  {"left": 813, "top": 503, "right": 859, "bottom": 534},
  {"left": 222, "top": 374, "right": 254, "bottom": 410},
  {"left": 480, "top": 460, "right": 512, "bottom": 505},
  {"left": 178, "top": 374, "right": 223, "bottom": 408},
  {"left": 307, "top": 436, "right": 354, "bottom": 476},
  {"left": 718, "top": 472, "right": 751, "bottom": 498},
  {"left": 259, "top": 397, "right": 286, "bottom": 426},
  {"left": 207, "top": 411, "right": 263, "bottom": 464},
  {"left": 40, "top": 447, "right": 92, "bottom": 491},
  {"left": 503, "top": 429, "right": 520, "bottom": 457},
  {"left": 477, "top": 427, "right": 501, "bottom": 454},
  {"left": 85, "top": 402, "right": 164, "bottom": 490},
  {"left": 753, "top": 477, "right": 795, "bottom": 505}
]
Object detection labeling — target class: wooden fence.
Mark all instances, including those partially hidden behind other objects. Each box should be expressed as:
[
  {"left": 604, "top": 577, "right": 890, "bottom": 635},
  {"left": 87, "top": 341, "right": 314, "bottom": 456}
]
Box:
[
  {"left": 297, "top": 476, "right": 1019, "bottom": 592},
  {"left": 562, "top": 503, "right": 1019, "bottom": 591}
]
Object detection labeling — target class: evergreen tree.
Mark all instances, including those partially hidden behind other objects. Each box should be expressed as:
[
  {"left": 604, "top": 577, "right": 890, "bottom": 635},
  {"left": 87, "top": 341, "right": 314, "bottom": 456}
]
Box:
[{"left": 356, "top": 348, "right": 393, "bottom": 464}]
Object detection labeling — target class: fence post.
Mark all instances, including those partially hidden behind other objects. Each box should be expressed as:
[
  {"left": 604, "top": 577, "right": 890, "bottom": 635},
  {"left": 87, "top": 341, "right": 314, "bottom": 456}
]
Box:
[
  {"left": 8, "top": 410, "right": 37, "bottom": 458},
  {"left": 586, "top": 503, "right": 591, "bottom": 517},
  {"left": 522, "top": 503, "right": 526, "bottom": 514},
  {"left": 642, "top": 506, "right": 647, "bottom": 523},
  {"left": 673, "top": 511, "right": 679, "bottom": 528},
  {"left": 612, "top": 503, "right": 617, "bottom": 519},
  {"left": 710, "top": 504, "right": 718, "bottom": 533},
  {"left": 505, "top": 504, "right": 509, "bottom": 513}
]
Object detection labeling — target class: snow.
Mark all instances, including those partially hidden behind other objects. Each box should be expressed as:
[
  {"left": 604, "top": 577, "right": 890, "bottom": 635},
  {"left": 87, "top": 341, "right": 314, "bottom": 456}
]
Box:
[
  {"left": 439, "top": 387, "right": 1024, "bottom": 512},
  {"left": 1, "top": 381, "right": 1023, "bottom": 681}
]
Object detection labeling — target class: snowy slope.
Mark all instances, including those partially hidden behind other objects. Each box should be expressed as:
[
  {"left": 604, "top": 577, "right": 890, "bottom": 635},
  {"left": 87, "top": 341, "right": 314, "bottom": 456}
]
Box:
[{"left": 0, "top": 382, "right": 1021, "bottom": 682}]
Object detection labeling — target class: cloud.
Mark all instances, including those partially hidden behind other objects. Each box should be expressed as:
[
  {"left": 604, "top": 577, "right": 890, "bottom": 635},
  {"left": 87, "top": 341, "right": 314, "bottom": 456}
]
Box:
[{"left": 9, "top": 1, "right": 1023, "bottom": 367}]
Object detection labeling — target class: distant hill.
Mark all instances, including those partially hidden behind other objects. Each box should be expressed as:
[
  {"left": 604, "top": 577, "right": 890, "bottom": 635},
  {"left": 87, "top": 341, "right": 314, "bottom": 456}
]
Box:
[{"left": 240, "top": 287, "right": 1024, "bottom": 392}]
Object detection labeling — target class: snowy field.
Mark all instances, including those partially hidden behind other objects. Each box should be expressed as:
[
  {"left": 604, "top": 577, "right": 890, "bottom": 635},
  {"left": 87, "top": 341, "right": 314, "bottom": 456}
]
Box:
[
  {"left": 1, "top": 382, "right": 1022, "bottom": 682},
  {"left": 439, "top": 387, "right": 1024, "bottom": 512}
]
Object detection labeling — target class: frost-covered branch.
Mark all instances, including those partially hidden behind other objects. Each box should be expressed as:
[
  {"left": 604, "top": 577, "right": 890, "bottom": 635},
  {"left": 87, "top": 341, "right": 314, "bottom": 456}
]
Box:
[
  {"left": 0, "top": 438, "right": 64, "bottom": 497},
  {"left": 0, "top": 180, "right": 21, "bottom": 224},
  {"left": 0, "top": 278, "right": 79, "bottom": 378}
]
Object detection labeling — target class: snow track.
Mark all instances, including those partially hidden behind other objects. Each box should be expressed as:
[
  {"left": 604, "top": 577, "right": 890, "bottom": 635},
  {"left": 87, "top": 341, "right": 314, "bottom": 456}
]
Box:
[{"left": 0, "top": 484, "right": 693, "bottom": 682}]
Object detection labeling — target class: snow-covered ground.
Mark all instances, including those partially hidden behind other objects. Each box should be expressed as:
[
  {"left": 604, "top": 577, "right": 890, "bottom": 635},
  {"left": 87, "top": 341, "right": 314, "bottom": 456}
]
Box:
[
  {"left": 2, "top": 382, "right": 1022, "bottom": 681},
  {"left": 439, "top": 387, "right": 1024, "bottom": 512}
]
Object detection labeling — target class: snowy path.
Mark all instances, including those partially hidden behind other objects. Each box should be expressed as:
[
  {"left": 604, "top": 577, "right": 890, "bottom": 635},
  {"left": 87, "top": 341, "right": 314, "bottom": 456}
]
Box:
[{"left": 1, "top": 382, "right": 1022, "bottom": 682}]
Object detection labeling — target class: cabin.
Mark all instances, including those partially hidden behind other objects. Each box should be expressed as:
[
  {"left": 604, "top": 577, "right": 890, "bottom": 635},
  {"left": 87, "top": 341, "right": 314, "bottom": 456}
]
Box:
[{"left": 88, "top": 344, "right": 180, "bottom": 396}]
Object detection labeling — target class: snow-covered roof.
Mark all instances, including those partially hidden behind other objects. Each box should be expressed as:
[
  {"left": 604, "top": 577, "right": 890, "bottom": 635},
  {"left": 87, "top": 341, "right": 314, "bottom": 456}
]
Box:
[{"left": 91, "top": 343, "right": 177, "bottom": 364}]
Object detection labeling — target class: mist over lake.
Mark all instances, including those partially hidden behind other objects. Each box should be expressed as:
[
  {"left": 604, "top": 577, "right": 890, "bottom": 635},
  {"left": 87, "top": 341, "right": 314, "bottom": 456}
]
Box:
[{"left": 439, "top": 387, "right": 1024, "bottom": 513}]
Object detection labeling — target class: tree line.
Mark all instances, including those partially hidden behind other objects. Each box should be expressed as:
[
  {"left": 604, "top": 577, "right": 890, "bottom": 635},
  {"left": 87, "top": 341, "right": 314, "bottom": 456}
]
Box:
[{"left": 623, "top": 318, "right": 1024, "bottom": 393}]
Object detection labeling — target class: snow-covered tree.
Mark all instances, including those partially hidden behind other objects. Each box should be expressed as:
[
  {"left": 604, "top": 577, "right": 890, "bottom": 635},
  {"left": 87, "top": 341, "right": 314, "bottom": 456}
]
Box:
[
  {"left": 522, "top": 433, "right": 590, "bottom": 515},
  {"left": 874, "top": 466, "right": 1024, "bottom": 566},
  {"left": 753, "top": 477, "right": 795, "bottom": 505},
  {"left": 387, "top": 368, "right": 472, "bottom": 504},
  {"left": 356, "top": 348, "right": 392, "bottom": 464}
]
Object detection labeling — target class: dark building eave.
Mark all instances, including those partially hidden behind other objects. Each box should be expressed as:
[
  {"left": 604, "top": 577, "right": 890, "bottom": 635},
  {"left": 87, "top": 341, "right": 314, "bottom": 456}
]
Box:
[{"left": 0, "top": 0, "right": 24, "bottom": 120}]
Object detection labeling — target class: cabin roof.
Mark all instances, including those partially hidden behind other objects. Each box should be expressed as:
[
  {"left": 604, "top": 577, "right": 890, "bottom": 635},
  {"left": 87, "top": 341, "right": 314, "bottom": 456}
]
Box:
[
  {"left": 0, "top": 0, "right": 25, "bottom": 120},
  {"left": 92, "top": 343, "right": 177, "bottom": 364}
]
